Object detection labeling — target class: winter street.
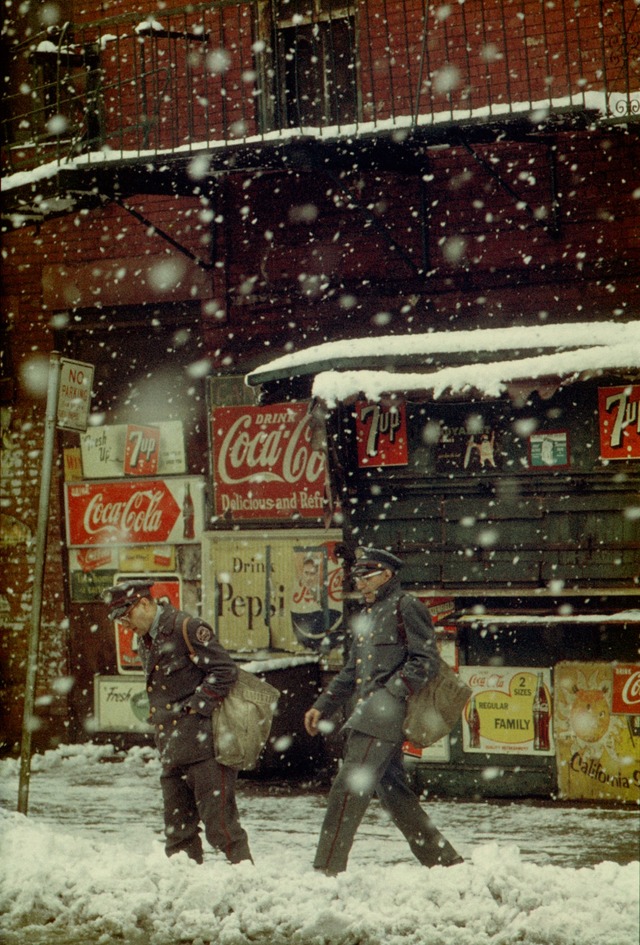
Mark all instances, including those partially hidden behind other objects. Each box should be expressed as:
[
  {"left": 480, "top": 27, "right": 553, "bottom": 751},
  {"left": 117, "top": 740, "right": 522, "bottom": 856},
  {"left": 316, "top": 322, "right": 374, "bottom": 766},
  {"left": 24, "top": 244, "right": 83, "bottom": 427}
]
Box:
[{"left": 0, "top": 744, "right": 638, "bottom": 945}]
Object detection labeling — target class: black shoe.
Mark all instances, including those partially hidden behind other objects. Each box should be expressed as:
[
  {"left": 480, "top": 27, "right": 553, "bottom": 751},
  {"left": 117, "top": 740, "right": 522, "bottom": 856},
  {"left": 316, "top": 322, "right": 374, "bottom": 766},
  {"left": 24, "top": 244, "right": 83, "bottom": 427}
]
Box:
[
  {"left": 446, "top": 855, "right": 464, "bottom": 866},
  {"left": 314, "top": 866, "right": 340, "bottom": 877}
]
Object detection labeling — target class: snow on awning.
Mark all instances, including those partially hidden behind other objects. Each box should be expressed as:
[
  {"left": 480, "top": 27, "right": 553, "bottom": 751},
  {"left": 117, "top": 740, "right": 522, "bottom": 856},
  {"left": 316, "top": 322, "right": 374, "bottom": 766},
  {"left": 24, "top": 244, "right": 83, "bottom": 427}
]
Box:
[
  {"left": 456, "top": 611, "right": 640, "bottom": 626},
  {"left": 246, "top": 319, "right": 640, "bottom": 405}
]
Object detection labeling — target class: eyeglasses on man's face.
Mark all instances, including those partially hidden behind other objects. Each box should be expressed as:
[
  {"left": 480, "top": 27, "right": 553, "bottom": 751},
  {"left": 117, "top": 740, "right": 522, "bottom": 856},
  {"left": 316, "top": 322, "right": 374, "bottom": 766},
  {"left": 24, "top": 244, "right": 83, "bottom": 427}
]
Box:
[
  {"left": 353, "top": 569, "right": 385, "bottom": 583},
  {"left": 118, "top": 599, "right": 142, "bottom": 624}
]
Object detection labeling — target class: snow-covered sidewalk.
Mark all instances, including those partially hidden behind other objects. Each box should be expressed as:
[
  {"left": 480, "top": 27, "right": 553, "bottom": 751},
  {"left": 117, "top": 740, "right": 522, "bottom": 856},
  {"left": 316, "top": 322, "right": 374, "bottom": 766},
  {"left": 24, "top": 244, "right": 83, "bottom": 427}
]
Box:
[{"left": 1, "top": 744, "right": 638, "bottom": 945}]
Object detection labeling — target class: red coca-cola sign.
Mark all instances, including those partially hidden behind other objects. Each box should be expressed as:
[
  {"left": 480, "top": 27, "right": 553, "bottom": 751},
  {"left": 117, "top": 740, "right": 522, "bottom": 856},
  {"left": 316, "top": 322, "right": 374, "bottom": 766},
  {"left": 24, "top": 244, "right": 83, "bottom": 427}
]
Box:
[
  {"left": 65, "top": 478, "right": 201, "bottom": 546},
  {"left": 612, "top": 664, "right": 640, "bottom": 714},
  {"left": 211, "top": 403, "right": 327, "bottom": 520}
]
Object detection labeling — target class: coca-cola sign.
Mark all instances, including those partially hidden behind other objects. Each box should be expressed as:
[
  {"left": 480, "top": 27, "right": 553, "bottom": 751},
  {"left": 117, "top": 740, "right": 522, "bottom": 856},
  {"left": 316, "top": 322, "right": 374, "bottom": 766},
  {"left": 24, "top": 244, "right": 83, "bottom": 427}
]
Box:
[
  {"left": 211, "top": 403, "right": 327, "bottom": 520},
  {"left": 612, "top": 664, "right": 640, "bottom": 715},
  {"left": 65, "top": 477, "right": 203, "bottom": 546}
]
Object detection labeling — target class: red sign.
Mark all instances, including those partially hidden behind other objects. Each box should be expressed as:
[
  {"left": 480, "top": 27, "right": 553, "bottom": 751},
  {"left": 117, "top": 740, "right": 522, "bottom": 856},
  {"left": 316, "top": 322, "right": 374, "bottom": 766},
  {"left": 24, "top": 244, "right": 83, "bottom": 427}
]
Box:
[
  {"left": 211, "top": 403, "right": 327, "bottom": 520},
  {"left": 65, "top": 478, "right": 202, "bottom": 546},
  {"left": 612, "top": 664, "right": 640, "bottom": 715},
  {"left": 598, "top": 385, "right": 640, "bottom": 460},
  {"left": 355, "top": 401, "right": 408, "bottom": 467},
  {"left": 116, "top": 576, "right": 181, "bottom": 673},
  {"left": 124, "top": 424, "right": 160, "bottom": 476}
]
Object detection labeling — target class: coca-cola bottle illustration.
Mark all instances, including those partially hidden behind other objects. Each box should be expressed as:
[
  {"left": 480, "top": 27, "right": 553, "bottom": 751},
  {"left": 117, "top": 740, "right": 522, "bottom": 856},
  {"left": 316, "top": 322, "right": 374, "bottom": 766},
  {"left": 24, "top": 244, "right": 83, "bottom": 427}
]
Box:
[
  {"left": 467, "top": 696, "right": 481, "bottom": 748},
  {"left": 533, "top": 672, "right": 551, "bottom": 751},
  {"left": 183, "top": 484, "right": 195, "bottom": 540}
]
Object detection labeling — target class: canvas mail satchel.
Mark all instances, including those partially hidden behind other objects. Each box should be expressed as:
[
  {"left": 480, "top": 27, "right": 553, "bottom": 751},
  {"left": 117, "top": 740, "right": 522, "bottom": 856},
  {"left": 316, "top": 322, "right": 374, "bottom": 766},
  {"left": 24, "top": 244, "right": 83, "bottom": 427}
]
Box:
[
  {"left": 211, "top": 668, "right": 280, "bottom": 770},
  {"left": 181, "top": 619, "right": 280, "bottom": 770},
  {"left": 396, "top": 597, "right": 472, "bottom": 749}
]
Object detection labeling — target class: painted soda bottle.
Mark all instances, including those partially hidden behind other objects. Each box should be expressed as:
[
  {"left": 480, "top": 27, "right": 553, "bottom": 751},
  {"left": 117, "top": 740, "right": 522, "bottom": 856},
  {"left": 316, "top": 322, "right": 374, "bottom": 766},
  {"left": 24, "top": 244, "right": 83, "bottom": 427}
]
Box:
[
  {"left": 183, "top": 484, "right": 195, "bottom": 540},
  {"left": 533, "top": 671, "right": 550, "bottom": 751},
  {"left": 467, "top": 695, "right": 481, "bottom": 748}
]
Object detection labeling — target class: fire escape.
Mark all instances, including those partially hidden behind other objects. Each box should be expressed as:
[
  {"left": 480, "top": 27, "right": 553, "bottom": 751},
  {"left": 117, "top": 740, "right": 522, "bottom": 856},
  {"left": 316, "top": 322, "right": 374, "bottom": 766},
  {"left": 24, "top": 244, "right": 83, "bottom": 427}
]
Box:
[{"left": 2, "top": 1, "right": 639, "bottom": 273}]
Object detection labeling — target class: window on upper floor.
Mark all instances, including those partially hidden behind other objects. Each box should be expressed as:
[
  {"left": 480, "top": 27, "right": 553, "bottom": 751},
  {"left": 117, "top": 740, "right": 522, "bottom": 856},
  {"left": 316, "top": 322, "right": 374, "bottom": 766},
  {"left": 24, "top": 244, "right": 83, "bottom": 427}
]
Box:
[{"left": 256, "top": 0, "right": 357, "bottom": 130}]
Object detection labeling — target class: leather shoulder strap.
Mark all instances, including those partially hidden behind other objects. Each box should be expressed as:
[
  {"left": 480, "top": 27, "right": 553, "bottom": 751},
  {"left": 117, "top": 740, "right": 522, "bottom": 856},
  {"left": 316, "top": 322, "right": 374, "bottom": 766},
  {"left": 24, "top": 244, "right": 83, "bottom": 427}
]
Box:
[
  {"left": 396, "top": 594, "right": 408, "bottom": 646},
  {"left": 175, "top": 613, "right": 195, "bottom": 659}
]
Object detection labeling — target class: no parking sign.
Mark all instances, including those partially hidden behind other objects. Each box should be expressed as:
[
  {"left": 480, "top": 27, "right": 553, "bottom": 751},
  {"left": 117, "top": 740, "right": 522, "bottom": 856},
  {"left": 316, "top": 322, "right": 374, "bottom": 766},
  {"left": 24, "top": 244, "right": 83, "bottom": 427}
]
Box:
[{"left": 57, "top": 358, "right": 94, "bottom": 432}]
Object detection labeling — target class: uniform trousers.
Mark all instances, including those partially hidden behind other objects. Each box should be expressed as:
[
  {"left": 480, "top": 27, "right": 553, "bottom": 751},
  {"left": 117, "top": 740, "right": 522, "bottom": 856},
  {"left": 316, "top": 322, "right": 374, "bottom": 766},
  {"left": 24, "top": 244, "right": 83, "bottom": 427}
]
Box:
[
  {"left": 160, "top": 755, "right": 252, "bottom": 864},
  {"left": 313, "top": 730, "right": 462, "bottom": 874}
]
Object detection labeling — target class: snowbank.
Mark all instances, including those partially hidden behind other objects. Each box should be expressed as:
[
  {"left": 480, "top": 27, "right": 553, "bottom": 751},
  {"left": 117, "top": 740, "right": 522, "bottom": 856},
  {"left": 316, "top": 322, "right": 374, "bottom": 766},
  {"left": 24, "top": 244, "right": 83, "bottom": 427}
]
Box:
[
  {"left": 0, "top": 809, "right": 637, "bottom": 945},
  {"left": 0, "top": 745, "right": 637, "bottom": 945}
]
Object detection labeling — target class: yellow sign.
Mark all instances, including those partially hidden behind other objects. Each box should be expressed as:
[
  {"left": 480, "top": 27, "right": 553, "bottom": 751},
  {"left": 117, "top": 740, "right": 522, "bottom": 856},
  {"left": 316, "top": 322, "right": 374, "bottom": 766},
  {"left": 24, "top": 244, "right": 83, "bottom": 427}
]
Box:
[
  {"left": 63, "top": 447, "right": 83, "bottom": 481},
  {"left": 459, "top": 667, "right": 554, "bottom": 755},
  {"left": 202, "top": 529, "right": 344, "bottom": 655},
  {"left": 555, "top": 661, "right": 640, "bottom": 804}
]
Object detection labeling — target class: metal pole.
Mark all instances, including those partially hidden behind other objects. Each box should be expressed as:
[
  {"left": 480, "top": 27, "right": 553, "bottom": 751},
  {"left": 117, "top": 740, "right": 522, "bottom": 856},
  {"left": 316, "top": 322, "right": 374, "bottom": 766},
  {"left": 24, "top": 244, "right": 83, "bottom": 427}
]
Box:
[{"left": 18, "top": 351, "right": 61, "bottom": 814}]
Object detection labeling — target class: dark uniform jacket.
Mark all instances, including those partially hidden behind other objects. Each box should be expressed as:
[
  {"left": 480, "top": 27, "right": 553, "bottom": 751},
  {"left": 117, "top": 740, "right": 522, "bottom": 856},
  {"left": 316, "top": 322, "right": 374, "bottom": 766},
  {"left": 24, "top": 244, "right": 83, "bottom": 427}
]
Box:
[
  {"left": 137, "top": 603, "right": 238, "bottom": 768},
  {"left": 313, "top": 575, "right": 440, "bottom": 742}
]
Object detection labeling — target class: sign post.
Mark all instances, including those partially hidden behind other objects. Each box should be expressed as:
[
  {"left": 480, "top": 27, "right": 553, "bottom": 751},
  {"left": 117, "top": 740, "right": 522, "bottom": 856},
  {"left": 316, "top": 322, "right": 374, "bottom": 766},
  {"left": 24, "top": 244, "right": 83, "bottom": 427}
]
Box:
[
  {"left": 18, "top": 352, "right": 62, "bottom": 813},
  {"left": 18, "top": 353, "right": 94, "bottom": 814}
]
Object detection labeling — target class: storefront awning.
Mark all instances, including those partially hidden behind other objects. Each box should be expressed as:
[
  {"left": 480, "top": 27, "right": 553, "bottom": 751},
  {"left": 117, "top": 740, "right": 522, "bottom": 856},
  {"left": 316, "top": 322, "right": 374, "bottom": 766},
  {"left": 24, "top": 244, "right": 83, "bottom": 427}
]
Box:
[
  {"left": 455, "top": 610, "right": 640, "bottom": 626},
  {"left": 246, "top": 319, "right": 640, "bottom": 404}
]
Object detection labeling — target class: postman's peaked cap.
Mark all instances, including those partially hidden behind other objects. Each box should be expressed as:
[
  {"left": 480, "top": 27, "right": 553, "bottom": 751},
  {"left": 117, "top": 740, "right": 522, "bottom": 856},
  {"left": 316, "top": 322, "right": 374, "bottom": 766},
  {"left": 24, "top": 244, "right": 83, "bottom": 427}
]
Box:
[
  {"left": 352, "top": 547, "right": 403, "bottom": 574},
  {"left": 101, "top": 579, "right": 155, "bottom": 620}
]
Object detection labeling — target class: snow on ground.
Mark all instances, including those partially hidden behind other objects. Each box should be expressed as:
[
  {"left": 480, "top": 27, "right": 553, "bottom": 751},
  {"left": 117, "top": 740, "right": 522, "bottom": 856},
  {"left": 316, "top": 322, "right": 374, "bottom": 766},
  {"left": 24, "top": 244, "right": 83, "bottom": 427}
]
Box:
[{"left": 0, "top": 744, "right": 638, "bottom": 945}]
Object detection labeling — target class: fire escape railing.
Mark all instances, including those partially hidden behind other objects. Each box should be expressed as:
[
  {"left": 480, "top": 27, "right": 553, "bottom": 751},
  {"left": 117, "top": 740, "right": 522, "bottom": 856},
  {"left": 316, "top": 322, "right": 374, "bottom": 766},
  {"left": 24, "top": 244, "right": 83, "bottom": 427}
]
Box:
[{"left": 2, "top": 0, "right": 638, "bottom": 178}]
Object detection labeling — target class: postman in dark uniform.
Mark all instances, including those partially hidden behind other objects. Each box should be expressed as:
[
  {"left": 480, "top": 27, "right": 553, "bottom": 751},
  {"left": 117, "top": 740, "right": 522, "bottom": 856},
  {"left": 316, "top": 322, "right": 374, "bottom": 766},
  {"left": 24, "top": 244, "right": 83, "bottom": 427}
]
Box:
[
  {"left": 305, "top": 548, "right": 464, "bottom": 874},
  {"left": 103, "top": 579, "right": 252, "bottom": 864}
]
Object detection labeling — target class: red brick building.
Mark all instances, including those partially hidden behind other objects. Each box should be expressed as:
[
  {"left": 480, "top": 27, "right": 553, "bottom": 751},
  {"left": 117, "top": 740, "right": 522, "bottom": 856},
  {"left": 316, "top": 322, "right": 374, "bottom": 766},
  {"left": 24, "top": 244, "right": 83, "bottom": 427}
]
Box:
[{"left": 1, "top": 2, "right": 639, "bottom": 795}]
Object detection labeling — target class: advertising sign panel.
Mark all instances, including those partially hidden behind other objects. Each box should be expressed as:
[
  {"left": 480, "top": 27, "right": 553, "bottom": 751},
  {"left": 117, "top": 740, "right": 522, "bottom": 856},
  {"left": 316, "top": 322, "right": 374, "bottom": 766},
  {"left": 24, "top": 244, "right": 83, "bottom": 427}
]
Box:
[
  {"left": 598, "top": 384, "right": 640, "bottom": 459},
  {"left": 211, "top": 403, "right": 327, "bottom": 520},
  {"left": 459, "top": 666, "right": 554, "bottom": 755},
  {"left": 555, "top": 661, "right": 640, "bottom": 804},
  {"left": 57, "top": 358, "right": 94, "bottom": 432},
  {"left": 80, "top": 421, "right": 185, "bottom": 478},
  {"left": 93, "top": 675, "right": 152, "bottom": 732},
  {"left": 64, "top": 477, "right": 203, "bottom": 547},
  {"left": 68, "top": 546, "right": 176, "bottom": 602},
  {"left": 612, "top": 664, "right": 640, "bottom": 715},
  {"left": 355, "top": 401, "right": 408, "bottom": 467},
  {"left": 528, "top": 430, "right": 570, "bottom": 468},
  {"left": 202, "top": 529, "right": 344, "bottom": 654}
]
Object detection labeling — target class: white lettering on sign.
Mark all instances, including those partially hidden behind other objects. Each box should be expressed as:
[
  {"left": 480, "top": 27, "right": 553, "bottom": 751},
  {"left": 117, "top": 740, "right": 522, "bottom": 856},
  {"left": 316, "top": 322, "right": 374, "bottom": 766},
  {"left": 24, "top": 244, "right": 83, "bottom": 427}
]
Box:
[
  {"left": 83, "top": 490, "right": 164, "bottom": 536},
  {"left": 621, "top": 671, "right": 640, "bottom": 708},
  {"left": 604, "top": 388, "right": 640, "bottom": 447},
  {"left": 359, "top": 403, "right": 402, "bottom": 456},
  {"left": 217, "top": 412, "right": 324, "bottom": 485},
  {"left": 127, "top": 430, "right": 158, "bottom": 467}
]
